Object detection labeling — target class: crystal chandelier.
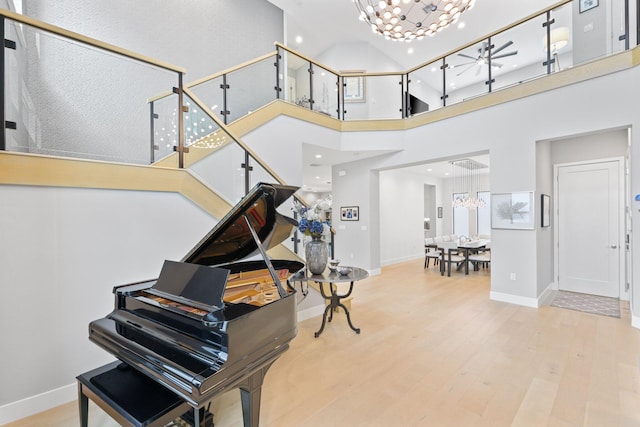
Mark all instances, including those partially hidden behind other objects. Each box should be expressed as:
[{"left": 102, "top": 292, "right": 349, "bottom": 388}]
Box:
[
  {"left": 353, "top": 0, "right": 476, "bottom": 42},
  {"left": 451, "top": 159, "right": 487, "bottom": 209}
]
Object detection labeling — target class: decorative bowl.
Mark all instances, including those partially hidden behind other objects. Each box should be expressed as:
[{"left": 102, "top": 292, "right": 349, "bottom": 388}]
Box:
[
  {"left": 336, "top": 266, "right": 351, "bottom": 275},
  {"left": 329, "top": 259, "right": 341, "bottom": 267}
]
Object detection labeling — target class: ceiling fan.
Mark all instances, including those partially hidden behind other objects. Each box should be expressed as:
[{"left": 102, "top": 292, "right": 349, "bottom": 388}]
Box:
[{"left": 454, "top": 41, "right": 518, "bottom": 76}]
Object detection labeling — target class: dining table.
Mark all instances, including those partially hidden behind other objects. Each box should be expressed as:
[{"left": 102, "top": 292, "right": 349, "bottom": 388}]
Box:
[{"left": 437, "top": 239, "right": 490, "bottom": 276}]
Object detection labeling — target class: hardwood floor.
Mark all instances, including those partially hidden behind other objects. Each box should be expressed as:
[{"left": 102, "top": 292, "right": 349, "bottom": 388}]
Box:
[{"left": 6, "top": 259, "right": 640, "bottom": 426}]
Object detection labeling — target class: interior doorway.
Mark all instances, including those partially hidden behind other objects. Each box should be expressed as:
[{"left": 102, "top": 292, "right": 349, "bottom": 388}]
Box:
[{"left": 555, "top": 158, "right": 624, "bottom": 298}]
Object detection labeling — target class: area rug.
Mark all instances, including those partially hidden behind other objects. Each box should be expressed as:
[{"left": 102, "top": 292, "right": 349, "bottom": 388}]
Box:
[{"left": 551, "top": 291, "right": 620, "bottom": 318}]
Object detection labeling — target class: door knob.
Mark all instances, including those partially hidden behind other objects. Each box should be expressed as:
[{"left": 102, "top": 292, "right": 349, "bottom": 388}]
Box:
[{"left": 608, "top": 244, "right": 618, "bottom": 249}]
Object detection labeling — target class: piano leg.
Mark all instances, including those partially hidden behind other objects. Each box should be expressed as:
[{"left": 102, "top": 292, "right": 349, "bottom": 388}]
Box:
[
  {"left": 239, "top": 364, "right": 272, "bottom": 427},
  {"left": 78, "top": 383, "right": 89, "bottom": 427}
]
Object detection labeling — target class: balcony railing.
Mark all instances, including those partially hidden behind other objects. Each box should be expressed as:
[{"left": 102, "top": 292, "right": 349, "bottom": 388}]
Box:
[{"left": 2, "top": 0, "right": 636, "bottom": 167}]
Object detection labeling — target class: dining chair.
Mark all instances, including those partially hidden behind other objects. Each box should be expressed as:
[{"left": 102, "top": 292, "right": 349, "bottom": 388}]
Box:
[
  {"left": 424, "top": 238, "right": 441, "bottom": 269},
  {"left": 468, "top": 249, "right": 491, "bottom": 270},
  {"left": 440, "top": 248, "right": 466, "bottom": 276}
]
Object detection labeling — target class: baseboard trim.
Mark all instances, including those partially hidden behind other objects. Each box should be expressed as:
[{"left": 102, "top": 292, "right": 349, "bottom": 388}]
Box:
[
  {"left": 297, "top": 304, "right": 325, "bottom": 322},
  {"left": 489, "top": 291, "right": 539, "bottom": 308},
  {"left": 538, "top": 283, "right": 557, "bottom": 307},
  {"left": 632, "top": 313, "right": 640, "bottom": 330},
  {"left": 0, "top": 383, "right": 76, "bottom": 425},
  {"left": 381, "top": 253, "right": 422, "bottom": 267}
]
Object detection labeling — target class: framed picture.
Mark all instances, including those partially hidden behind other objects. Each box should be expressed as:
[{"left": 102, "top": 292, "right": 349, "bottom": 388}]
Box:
[
  {"left": 437, "top": 206, "right": 443, "bottom": 218},
  {"left": 579, "top": 0, "right": 598, "bottom": 13},
  {"left": 541, "top": 194, "right": 551, "bottom": 227},
  {"left": 340, "top": 206, "right": 359, "bottom": 221},
  {"left": 342, "top": 71, "right": 366, "bottom": 103},
  {"left": 491, "top": 192, "right": 535, "bottom": 230}
]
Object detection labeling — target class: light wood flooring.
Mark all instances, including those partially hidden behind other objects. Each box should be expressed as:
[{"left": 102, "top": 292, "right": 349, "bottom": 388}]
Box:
[{"left": 6, "top": 259, "right": 640, "bottom": 426}]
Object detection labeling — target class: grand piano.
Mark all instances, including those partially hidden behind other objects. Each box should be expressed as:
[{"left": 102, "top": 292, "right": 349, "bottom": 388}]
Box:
[{"left": 82, "top": 183, "right": 304, "bottom": 426}]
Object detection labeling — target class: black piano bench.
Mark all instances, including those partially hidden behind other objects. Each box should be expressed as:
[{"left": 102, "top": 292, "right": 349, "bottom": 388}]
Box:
[{"left": 76, "top": 361, "right": 195, "bottom": 427}]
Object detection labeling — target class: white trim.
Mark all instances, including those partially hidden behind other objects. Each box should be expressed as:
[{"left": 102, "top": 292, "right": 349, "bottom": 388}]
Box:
[
  {"left": 490, "top": 291, "right": 539, "bottom": 308},
  {"left": 632, "top": 313, "right": 640, "bottom": 330},
  {"left": 0, "top": 383, "right": 76, "bottom": 425},
  {"left": 297, "top": 304, "right": 325, "bottom": 322},
  {"left": 538, "top": 282, "right": 558, "bottom": 306},
  {"left": 381, "top": 253, "right": 422, "bottom": 267}
]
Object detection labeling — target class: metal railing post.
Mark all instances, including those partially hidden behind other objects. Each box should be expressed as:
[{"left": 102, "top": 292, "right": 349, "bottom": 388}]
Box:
[
  {"left": 149, "top": 101, "right": 157, "bottom": 163},
  {"left": 1, "top": 16, "right": 5, "bottom": 151},
  {"left": 220, "top": 74, "right": 230, "bottom": 125},
  {"left": 274, "top": 48, "right": 282, "bottom": 99}
]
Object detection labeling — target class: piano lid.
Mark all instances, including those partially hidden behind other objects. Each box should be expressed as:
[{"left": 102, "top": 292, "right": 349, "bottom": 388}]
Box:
[{"left": 182, "top": 183, "right": 299, "bottom": 267}]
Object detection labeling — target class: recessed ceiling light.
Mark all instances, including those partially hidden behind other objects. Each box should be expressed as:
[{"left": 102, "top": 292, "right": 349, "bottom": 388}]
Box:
[
  {"left": 315, "top": 176, "right": 320, "bottom": 180},
  {"left": 431, "top": 67, "right": 437, "bottom": 72},
  {"left": 427, "top": 168, "right": 433, "bottom": 172},
  {"left": 458, "top": 22, "right": 465, "bottom": 29},
  {"left": 407, "top": 47, "right": 414, "bottom": 54},
  {"left": 295, "top": 35, "right": 303, "bottom": 44},
  {"left": 315, "top": 154, "right": 322, "bottom": 158}
]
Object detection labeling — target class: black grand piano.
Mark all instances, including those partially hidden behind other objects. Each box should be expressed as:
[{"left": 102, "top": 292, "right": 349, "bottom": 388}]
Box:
[{"left": 80, "top": 183, "right": 304, "bottom": 427}]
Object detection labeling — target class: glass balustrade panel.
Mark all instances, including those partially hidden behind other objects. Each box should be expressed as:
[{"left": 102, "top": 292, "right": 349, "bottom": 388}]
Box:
[
  {"left": 182, "top": 96, "right": 231, "bottom": 152},
  {"left": 408, "top": 61, "right": 444, "bottom": 115},
  {"left": 188, "top": 76, "right": 226, "bottom": 123},
  {"left": 445, "top": 39, "right": 492, "bottom": 105},
  {"left": 280, "top": 51, "right": 311, "bottom": 109},
  {"left": 610, "top": 0, "right": 630, "bottom": 52},
  {"left": 151, "top": 93, "right": 180, "bottom": 163},
  {"left": 492, "top": 13, "right": 551, "bottom": 92},
  {"left": 226, "top": 57, "right": 279, "bottom": 123},
  {"left": 188, "top": 141, "right": 247, "bottom": 205},
  {"left": 4, "top": 20, "right": 178, "bottom": 164},
  {"left": 343, "top": 74, "right": 403, "bottom": 121},
  {"left": 311, "top": 65, "right": 339, "bottom": 119},
  {"left": 564, "top": 0, "right": 616, "bottom": 67}
]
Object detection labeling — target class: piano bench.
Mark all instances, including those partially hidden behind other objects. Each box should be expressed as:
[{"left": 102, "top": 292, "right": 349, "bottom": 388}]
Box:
[{"left": 76, "top": 361, "right": 194, "bottom": 427}]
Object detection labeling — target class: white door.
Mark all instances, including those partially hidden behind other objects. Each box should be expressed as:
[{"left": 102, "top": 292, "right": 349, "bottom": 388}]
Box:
[{"left": 557, "top": 161, "right": 620, "bottom": 297}]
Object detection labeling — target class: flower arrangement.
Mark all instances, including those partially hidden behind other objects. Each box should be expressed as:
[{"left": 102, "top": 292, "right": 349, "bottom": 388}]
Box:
[{"left": 293, "top": 196, "right": 332, "bottom": 239}]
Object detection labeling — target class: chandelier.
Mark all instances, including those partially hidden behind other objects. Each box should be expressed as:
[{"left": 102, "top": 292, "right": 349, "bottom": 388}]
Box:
[
  {"left": 451, "top": 158, "right": 487, "bottom": 209},
  {"left": 353, "top": 0, "right": 476, "bottom": 42}
]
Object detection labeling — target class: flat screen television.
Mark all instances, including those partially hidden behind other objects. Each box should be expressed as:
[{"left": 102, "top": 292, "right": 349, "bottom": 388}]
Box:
[{"left": 407, "top": 93, "right": 429, "bottom": 116}]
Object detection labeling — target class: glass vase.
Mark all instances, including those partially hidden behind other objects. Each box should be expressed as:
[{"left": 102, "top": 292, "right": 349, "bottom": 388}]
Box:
[{"left": 305, "top": 235, "right": 328, "bottom": 274}]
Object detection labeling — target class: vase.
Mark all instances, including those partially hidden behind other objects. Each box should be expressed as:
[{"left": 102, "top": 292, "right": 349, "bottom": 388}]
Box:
[{"left": 305, "top": 235, "right": 329, "bottom": 274}]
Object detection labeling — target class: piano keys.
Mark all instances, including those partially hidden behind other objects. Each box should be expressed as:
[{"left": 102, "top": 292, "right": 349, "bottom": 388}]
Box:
[{"left": 85, "top": 183, "right": 303, "bottom": 427}]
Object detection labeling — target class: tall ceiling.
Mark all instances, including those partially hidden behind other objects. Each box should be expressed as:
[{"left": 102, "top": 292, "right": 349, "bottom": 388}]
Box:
[
  {"left": 267, "top": 0, "right": 562, "bottom": 192},
  {"left": 268, "top": 0, "right": 561, "bottom": 70}
]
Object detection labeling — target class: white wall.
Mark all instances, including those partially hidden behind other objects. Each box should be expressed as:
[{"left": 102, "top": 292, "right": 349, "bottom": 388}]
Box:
[
  {"left": 379, "top": 169, "right": 425, "bottom": 265},
  {"left": 379, "top": 169, "right": 444, "bottom": 265},
  {"left": 247, "top": 62, "right": 640, "bottom": 311},
  {"left": 0, "top": 186, "right": 216, "bottom": 422}
]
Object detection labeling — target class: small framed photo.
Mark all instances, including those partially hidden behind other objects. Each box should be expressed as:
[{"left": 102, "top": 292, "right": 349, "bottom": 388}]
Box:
[
  {"left": 340, "top": 206, "right": 359, "bottom": 221},
  {"left": 541, "top": 194, "right": 551, "bottom": 227},
  {"left": 491, "top": 191, "right": 535, "bottom": 230},
  {"left": 579, "top": 0, "right": 598, "bottom": 13}
]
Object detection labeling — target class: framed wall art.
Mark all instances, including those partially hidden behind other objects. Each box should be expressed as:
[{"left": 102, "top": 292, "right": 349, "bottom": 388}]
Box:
[
  {"left": 579, "top": 0, "right": 598, "bottom": 13},
  {"left": 491, "top": 192, "right": 535, "bottom": 230},
  {"left": 340, "top": 206, "right": 359, "bottom": 221},
  {"left": 541, "top": 194, "right": 551, "bottom": 227}
]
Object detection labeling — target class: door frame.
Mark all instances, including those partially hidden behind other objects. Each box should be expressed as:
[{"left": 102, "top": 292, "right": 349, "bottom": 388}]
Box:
[{"left": 553, "top": 156, "right": 627, "bottom": 299}]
